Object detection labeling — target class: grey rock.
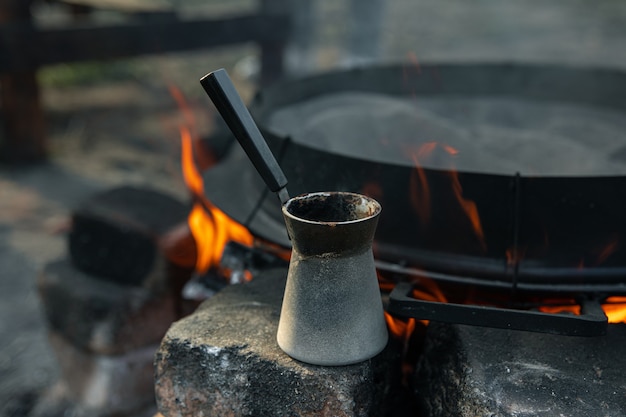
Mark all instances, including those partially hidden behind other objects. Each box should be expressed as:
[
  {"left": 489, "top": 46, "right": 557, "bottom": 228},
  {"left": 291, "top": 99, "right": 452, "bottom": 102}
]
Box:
[
  {"left": 155, "top": 268, "right": 399, "bottom": 417},
  {"left": 38, "top": 258, "right": 178, "bottom": 355},
  {"left": 415, "top": 322, "right": 626, "bottom": 416},
  {"left": 68, "top": 186, "right": 192, "bottom": 290},
  {"left": 32, "top": 333, "right": 158, "bottom": 417}
]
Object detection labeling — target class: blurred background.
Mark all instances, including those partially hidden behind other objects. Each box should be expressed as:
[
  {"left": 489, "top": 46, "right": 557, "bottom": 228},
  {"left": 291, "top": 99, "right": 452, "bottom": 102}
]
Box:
[{"left": 1, "top": 0, "right": 626, "bottom": 416}]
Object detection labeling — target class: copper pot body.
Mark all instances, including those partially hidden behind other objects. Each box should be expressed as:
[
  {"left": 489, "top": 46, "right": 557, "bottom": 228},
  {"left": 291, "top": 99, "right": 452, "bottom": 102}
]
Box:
[{"left": 277, "top": 192, "right": 388, "bottom": 365}]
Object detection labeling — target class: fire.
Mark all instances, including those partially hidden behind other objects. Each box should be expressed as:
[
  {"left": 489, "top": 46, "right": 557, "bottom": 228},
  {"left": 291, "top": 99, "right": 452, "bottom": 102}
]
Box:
[
  {"left": 170, "top": 85, "right": 216, "bottom": 171},
  {"left": 378, "top": 273, "right": 416, "bottom": 340},
  {"left": 385, "top": 312, "right": 416, "bottom": 341},
  {"left": 381, "top": 272, "right": 447, "bottom": 340},
  {"left": 449, "top": 168, "right": 485, "bottom": 248},
  {"left": 538, "top": 297, "right": 626, "bottom": 324},
  {"left": 596, "top": 237, "right": 619, "bottom": 264},
  {"left": 180, "top": 127, "right": 203, "bottom": 197},
  {"left": 180, "top": 126, "right": 254, "bottom": 274},
  {"left": 174, "top": 84, "right": 254, "bottom": 275},
  {"left": 408, "top": 142, "right": 486, "bottom": 250},
  {"left": 411, "top": 277, "right": 447, "bottom": 304},
  {"left": 604, "top": 297, "right": 626, "bottom": 323},
  {"left": 505, "top": 248, "right": 516, "bottom": 268},
  {"left": 537, "top": 303, "right": 581, "bottom": 317},
  {"left": 537, "top": 237, "right": 626, "bottom": 323},
  {"left": 442, "top": 144, "right": 459, "bottom": 155},
  {"left": 575, "top": 236, "right": 620, "bottom": 269},
  {"left": 409, "top": 151, "right": 431, "bottom": 228}
]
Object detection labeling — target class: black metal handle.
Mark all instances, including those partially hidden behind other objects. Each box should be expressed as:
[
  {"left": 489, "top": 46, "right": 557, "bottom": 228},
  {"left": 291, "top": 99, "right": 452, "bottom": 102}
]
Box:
[
  {"left": 388, "top": 282, "right": 608, "bottom": 337},
  {"left": 200, "top": 69, "right": 289, "bottom": 201}
]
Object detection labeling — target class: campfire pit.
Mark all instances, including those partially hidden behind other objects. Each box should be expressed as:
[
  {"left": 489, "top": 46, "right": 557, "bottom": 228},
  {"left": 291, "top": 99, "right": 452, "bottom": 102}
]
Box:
[
  {"left": 201, "top": 63, "right": 626, "bottom": 329},
  {"left": 152, "top": 62, "right": 626, "bottom": 416}
]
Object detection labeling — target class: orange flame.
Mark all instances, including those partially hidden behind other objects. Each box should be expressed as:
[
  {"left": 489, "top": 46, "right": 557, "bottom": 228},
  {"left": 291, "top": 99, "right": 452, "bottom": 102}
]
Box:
[
  {"left": 381, "top": 271, "right": 447, "bottom": 340},
  {"left": 412, "top": 278, "right": 447, "bottom": 304},
  {"left": 408, "top": 142, "right": 486, "bottom": 250},
  {"left": 180, "top": 126, "right": 203, "bottom": 197},
  {"left": 450, "top": 171, "right": 485, "bottom": 249},
  {"left": 538, "top": 297, "right": 626, "bottom": 324},
  {"left": 173, "top": 84, "right": 254, "bottom": 275},
  {"left": 385, "top": 312, "right": 416, "bottom": 340},
  {"left": 170, "top": 85, "right": 216, "bottom": 171},
  {"left": 596, "top": 236, "right": 619, "bottom": 265},
  {"left": 180, "top": 127, "right": 254, "bottom": 273},
  {"left": 378, "top": 273, "right": 419, "bottom": 340},
  {"left": 576, "top": 236, "right": 620, "bottom": 270},
  {"left": 443, "top": 144, "right": 459, "bottom": 156},
  {"left": 604, "top": 297, "right": 626, "bottom": 323},
  {"left": 505, "top": 248, "right": 516, "bottom": 268},
  {"left": 409, "top": 152, "right": 431, "bottom": 228},
  {"left": 538, "top": 303, "right": 581, "bottom": 316}
]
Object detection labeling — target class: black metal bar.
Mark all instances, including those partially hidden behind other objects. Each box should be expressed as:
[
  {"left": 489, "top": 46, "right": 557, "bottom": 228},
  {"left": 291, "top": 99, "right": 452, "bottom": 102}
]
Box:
[
  {"left": 388, "top": 282, "right": 608, "bottom": 337},
  {"left": 0, "top": 14, "right": 290, "bottom": 72},
  {"left": 510, "top": 172, "right": 522, "bottom": 295}
]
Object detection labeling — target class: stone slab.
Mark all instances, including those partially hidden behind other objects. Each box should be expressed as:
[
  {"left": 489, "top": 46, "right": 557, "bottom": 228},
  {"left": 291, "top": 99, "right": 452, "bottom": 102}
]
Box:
[
  {"left": 155, "top": 268, "right": 400, "bottom": 417},
  {"left": 415, "top": 322, "right": 626, "bottom": 417},
  {"left": 68, "top": 185, "right": 192, "bottom": 290},
  {"left": 34, "top": 332, "right": 158, "bottom": 417},
  {"left": 38, "top": 258, "right": 179, "bottom": 355}
]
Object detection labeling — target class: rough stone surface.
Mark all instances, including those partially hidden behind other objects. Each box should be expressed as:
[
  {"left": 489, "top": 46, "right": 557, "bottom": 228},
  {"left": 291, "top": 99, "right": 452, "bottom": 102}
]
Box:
[
  {"left": 68, "top": 185, "right": 192, "bottom": 290},
  {"left": 41, "top": 332, "right": 158, "bottom": 416},
  {"left": 38, "top": 258, "right": 179, "bottom": 355},
  {"left": 415, "top": 322, "right": 626, "bottom": 417},
  {"left": 155, "top": 268, "right": 400, "bottom": 417}
]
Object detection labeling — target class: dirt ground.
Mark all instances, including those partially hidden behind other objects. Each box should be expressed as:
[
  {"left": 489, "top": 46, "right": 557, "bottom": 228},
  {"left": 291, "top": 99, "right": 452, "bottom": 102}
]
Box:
[{"left": 1, "top": 1, "right": 626, "bottom": 416}]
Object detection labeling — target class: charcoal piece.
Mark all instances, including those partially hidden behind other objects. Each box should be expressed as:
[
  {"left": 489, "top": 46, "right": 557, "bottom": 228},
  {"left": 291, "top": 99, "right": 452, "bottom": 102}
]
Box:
[
  {"left": 68, "top": 185, "right": 191, "bottom": 288},
  {"left": 155, "top": 268, "right": 400, "bottom": 417},
  {"left": 415, "top": 322, "right": 626, "bottom": 417},
  {"left": 38, "top": 258, "right": 178, "bottom": 355}
]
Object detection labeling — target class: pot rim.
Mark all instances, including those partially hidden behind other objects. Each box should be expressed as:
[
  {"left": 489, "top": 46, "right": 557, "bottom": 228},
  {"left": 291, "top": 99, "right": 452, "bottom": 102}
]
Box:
[{"left": 282, "top": 191, "right": 381, "bottom": 226}]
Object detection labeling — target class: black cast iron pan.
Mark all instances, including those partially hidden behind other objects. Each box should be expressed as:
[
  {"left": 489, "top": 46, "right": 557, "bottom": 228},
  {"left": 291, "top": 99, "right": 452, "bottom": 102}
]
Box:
[{"left": 202, "top": 62, "right": 626, "bottom": 294}]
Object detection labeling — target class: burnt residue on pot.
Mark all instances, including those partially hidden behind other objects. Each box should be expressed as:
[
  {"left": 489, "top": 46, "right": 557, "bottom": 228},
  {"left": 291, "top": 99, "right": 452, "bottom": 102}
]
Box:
[
  {"left": 282, "top": 191, "right": 382, "bottom": 258},
  {"left": 284, "top": 192, "right": 380, "bottom": 224}
]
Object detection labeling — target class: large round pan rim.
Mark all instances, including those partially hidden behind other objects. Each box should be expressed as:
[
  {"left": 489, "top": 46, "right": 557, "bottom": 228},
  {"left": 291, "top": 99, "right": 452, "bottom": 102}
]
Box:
[{"left": 202, "top": 62, "right": 626, "bottom": 293}]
